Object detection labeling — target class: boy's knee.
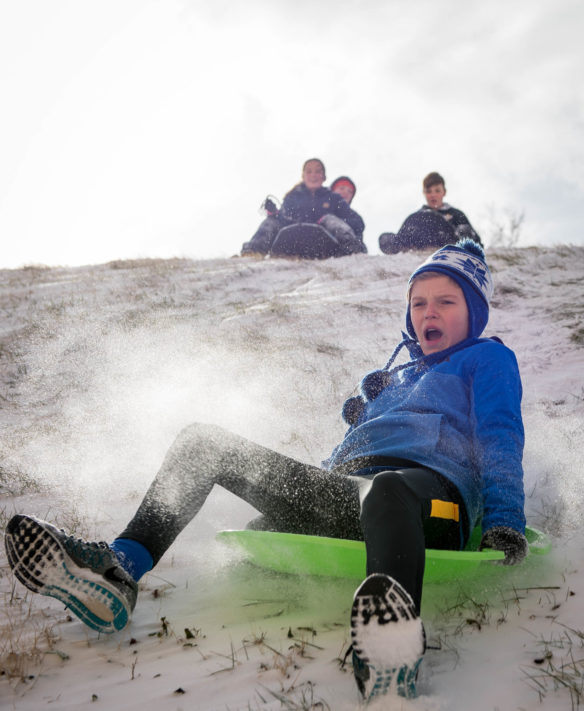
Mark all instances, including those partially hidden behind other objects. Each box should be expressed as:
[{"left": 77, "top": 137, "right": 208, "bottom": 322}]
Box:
[
  {"left": 362, "top": 471, "right": 419, "bottom": 512},
  {"left": 379, "top": 232, "right": 399, "bottom": 254},
  {"left": 174, "top": 422, "right": 227, "bottom": 450},
  {"left": 320, "top": 213, "right": 355, "bottom": 237},
  {"left": 360, "top": 471, "right": 424, "bottom": 533},
  {"left": 369, "top": 470, "right": 409, "bottom": 496}
]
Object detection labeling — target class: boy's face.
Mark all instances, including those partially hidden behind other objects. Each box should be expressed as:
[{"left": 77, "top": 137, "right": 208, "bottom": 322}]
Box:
[
  {"left": 423, "top": 183, "right": 446, "bottom": 209},
  {"left": 333, "top": 183, "right": 355, "bottom": 204},
  {"left": 409, "top": 274, "right": 469, "bottom": 355},
  {"left": 302, "top": 161, "right": 325, "bottom": 192}
]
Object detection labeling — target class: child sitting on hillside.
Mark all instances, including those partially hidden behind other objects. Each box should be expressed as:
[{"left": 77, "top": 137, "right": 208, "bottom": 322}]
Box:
[
  {"left": 5, "top": 239, "right": 526, "bottom": 702},
  {"left": 379, "top": 171, "right": 482, "bottom": 254},
  {"left": 241, "top": 159, "right": 366, "bottom": 258},
  {"left": 330, "top": 175, "right": 357, "bottom": 205}
]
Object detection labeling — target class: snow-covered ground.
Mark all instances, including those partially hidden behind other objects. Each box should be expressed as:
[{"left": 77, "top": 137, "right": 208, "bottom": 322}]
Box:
[{"left": 1, "top": 246, "right": 583, "bottom": 710}]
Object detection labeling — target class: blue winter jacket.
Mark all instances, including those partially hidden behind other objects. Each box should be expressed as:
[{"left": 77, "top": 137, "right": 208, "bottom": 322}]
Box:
[
  {"left": 279, "top": 184, "right": 365, "bottom": 237},
  {"left": 323, "top": 338, "right": 526, "bottom": 539}
]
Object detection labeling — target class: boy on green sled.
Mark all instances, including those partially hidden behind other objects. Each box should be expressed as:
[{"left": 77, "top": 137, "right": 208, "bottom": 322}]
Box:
[{"left": 5, "top": 239, "right": 526, "bottom": 702}]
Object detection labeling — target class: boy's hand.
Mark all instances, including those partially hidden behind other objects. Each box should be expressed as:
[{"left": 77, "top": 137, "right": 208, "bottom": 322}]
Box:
[{"left": 479, "top": 526, "right": 528, "bottom": 565}]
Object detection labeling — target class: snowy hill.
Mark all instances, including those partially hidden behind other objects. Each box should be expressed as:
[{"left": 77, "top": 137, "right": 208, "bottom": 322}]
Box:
[{"left": 1, "top": 247, "right": 583, "bottom": 710}]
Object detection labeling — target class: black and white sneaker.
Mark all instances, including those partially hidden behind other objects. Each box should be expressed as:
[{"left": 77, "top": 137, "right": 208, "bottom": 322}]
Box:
[
  {"left": 350, "top": 574, "right": 425, "bottom": 701},
  {"left": 5, "top": 514, "right": 138, "bottom": 634}
]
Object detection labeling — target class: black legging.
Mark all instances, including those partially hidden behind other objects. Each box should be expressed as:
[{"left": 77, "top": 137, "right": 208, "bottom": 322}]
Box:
[{"left": 119, "top": 423, "right": 465, "bottom": 612}]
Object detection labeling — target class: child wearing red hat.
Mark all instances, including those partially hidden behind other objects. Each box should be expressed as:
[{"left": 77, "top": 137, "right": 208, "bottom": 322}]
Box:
[
  {"left": 330, "top": 176, "right": 357, "bottom": 205},
  {"left": 241, "top": 159, "right": 366, "bottom": 258}
]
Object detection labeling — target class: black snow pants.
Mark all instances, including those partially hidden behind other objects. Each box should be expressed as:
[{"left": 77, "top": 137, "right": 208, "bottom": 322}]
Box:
[{"left": 118, "top": 423, "right": 466, "bottom": 612}]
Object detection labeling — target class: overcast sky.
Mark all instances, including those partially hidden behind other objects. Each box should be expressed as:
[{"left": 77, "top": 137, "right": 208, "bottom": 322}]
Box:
[{"left": 1, "top": 0, "right": 582, "bottom": 268}]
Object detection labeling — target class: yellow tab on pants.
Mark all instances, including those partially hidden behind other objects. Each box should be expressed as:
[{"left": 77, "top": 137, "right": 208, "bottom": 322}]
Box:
[{"left": 430, "top": 499, "right": 460, "bottom": 522}]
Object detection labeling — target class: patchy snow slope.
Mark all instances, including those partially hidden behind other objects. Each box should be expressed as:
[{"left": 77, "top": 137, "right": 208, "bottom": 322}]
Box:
[{"left": 1, "top": 246, "right": 583, "bottom": 710}]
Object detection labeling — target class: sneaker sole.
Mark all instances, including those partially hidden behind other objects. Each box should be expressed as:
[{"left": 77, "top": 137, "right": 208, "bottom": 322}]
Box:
[
  {"left": 351, "top": 574, "right": 424, "bottom": 700},
  {"left": 5, "top": 516, "right": 130, "bottom": 634},
  {"left": 352, "top": 651, "right": 423, "bottom": 701}
]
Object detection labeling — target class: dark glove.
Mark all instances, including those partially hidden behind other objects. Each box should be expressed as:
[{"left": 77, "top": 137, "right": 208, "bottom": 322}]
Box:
[
  {"left": 479, "top": 526, "right": 528, "bottom": 565},
  {"left": 261, "top": 195, "right": 280, "bottom": 217}
]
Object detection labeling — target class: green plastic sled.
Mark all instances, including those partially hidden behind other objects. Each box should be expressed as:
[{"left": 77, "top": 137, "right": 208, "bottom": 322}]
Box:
[{"left": 216, "top": 526, "right": 550, "bottom": 583}]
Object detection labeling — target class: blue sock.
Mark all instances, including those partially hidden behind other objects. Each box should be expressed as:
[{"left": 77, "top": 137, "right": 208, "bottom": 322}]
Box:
[{"left": 110, "top": 538, "right": 154, "bottom": 581}]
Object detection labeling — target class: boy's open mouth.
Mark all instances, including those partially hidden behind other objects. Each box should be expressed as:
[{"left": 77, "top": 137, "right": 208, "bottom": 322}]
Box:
[{"left": 424, "top": 328, "right": 443, "bottom": 342}]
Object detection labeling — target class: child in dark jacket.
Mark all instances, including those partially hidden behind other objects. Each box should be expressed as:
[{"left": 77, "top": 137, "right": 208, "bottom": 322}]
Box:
[
  {"left": 329, "top": 175, "right": 367, "bottom": 245},
  {"left": 5, "top": 240, "right": 526, "bottom": 703},
  {"left": 330, "top": 175, "right": 357, "bottom": 205},
  {"left": 241, "top": 159, "right": 366, "bottom": 257},
  {"left": 379, "top": 171, "right": 482, "bottom": 254}
]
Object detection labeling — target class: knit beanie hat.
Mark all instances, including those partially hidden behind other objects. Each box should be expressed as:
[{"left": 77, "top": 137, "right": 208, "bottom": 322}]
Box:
[
  {"left": 330, "top": 176, "right": 356, "bottom": 196},
  {"left": 405, "top": 238, "right": 494, "bottom": 340}
]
